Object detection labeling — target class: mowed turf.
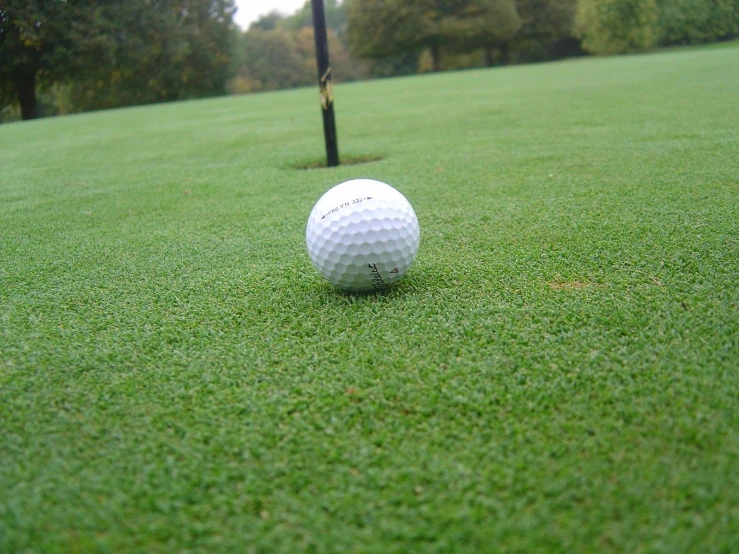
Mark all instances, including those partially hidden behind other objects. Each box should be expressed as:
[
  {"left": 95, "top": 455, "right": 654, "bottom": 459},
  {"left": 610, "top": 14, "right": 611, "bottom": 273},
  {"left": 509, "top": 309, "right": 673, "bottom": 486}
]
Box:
[{"left": 1, "top": 44, "right": 738, "bottom": 553}]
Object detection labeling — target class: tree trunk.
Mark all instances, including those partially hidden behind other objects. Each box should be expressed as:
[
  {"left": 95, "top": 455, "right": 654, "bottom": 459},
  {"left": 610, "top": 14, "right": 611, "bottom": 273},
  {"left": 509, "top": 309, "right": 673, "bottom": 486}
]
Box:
[
  {"left": 500, "top": 41, "right": 510, "bottom": 66},
  {"left": 431, "top": 44, "right": 441, "bottom": 72},
  {"left": 484, "top": 47, "right": 494, "bottom": 67},
  {"left": 14, "top": 69, "right": 38, "bottom": 120}
]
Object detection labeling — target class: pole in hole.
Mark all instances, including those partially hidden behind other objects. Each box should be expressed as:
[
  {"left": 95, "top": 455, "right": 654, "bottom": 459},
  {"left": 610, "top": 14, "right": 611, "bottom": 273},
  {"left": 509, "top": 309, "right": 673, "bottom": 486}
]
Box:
[{"left": 311, "top": 0, "right": 339, "bottom": 167}]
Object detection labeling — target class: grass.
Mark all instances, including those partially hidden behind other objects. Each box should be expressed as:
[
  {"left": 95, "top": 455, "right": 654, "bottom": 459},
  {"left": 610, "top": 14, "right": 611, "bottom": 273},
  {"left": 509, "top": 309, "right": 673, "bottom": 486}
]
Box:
[{"left": 1, "top": 43, "right": 738, "bottom": 553}]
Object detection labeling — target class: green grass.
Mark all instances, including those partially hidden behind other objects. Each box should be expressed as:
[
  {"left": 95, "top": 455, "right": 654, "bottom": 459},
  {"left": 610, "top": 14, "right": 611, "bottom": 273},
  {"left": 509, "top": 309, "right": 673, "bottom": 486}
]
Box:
[{"left": 1, "top": 43, "right": 738, "bottom": 553}]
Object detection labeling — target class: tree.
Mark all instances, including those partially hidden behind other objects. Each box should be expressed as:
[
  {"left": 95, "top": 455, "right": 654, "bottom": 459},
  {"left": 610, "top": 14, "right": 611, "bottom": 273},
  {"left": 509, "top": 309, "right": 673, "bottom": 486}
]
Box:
[
  {"left": 575, "top": 0, "right": 659, "bottom": 55},
  {"left": 348, "top": 0, "right": 520, "bottom": 71},
  {"left": 515, "top": 0, "right": 577, "bottom": 38},
  {"left": 494, "top": 0, "right": 579, "bottom": 64},
  {"left": 284, "top": 1, "right": 368, "bottom": 81},
  {"left": 282, "top": 0, "right": 348, "bottom": 36},
  {"left": 293, "top": 26, "right": 366, "bottom": 82},
  {"left": 656, "top": 0, "right": 739, "bottom": 45},
  {"left": 249, "top": 10, "right": 284, "bottom": 31},
  {"left": 226, "top": 2, "right": 368, "bottom": 94},
  {"left": 440, "top": 0, "right": 522, "bottom": 61},
  {"left": 0, "top": 0, "right": 112, "bottom": 120},
  {"left": 229, "top": 28, "right": 313, "bottom": 91},
  {"left": 69, "top": 0, "right": 236, "bottom": 111},
  {"left": 0, "top": 0, "right": 236, "bottom": 120}
]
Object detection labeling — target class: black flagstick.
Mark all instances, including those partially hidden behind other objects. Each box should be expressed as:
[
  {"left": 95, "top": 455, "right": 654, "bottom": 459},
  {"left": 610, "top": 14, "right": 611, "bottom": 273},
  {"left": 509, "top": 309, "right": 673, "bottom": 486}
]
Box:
[{"left": 311, "top": 0, "right": 339, "bottom": 167}]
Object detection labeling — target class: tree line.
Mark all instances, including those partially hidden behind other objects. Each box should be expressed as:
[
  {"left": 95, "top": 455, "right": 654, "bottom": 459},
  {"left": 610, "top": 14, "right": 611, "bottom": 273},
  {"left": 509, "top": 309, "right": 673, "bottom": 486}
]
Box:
[
  {"left": 1, "top": 0, "right": 236, "bottom": 121},
  {"left": 1, "top": 0, "right": 737, "bottom": 122}
]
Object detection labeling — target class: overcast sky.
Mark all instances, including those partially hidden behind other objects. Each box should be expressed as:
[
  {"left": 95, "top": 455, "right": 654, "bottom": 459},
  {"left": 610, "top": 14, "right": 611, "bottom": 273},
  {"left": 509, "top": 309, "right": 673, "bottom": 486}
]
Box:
[{"left": 233, "top": 0, "right": 308, "bottom": 28}]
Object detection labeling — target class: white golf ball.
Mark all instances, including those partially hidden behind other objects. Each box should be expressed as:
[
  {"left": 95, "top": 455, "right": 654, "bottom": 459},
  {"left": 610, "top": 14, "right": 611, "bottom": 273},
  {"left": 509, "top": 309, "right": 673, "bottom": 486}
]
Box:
[{"left": 306, "top": 179, "right": 420, "bottom": 292}]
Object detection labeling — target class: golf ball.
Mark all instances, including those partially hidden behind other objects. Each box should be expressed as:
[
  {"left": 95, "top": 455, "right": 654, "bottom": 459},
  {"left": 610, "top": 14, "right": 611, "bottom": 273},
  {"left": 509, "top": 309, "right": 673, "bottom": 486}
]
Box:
[{"left": 306, "top": 179, "right": 420, "bottom": 292}]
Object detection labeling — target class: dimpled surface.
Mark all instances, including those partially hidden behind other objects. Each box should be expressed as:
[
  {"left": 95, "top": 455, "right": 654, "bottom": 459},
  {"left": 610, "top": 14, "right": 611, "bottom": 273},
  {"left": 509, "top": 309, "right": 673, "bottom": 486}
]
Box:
[{"left": 306, "top": 179, "right": 420, "bottom": 292}]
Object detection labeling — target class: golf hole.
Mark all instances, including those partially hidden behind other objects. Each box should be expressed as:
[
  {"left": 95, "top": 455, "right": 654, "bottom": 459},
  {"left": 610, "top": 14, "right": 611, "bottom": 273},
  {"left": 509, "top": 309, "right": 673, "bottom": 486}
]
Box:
[{"left": 292, "top": 154, "right": 383, "bottom": 170}]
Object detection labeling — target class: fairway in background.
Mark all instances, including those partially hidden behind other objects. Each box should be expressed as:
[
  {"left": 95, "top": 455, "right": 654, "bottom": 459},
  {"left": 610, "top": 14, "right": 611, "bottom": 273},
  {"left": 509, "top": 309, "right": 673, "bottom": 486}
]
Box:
[{"left": 1, "top": 44, "right": 738, "bottom": 553}]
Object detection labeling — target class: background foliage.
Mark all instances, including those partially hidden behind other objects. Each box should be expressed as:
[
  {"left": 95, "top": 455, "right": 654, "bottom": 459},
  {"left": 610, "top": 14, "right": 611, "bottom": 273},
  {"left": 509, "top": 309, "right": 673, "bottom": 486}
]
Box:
[
  {"left": 1, "top": 0, "right": 236, "bottom": 120},
  {"left": 1, "top": 0, "right": 738, "bottom": 121},
  {"left": 575, "top": 0, "right": 660, "bottom": 55}
]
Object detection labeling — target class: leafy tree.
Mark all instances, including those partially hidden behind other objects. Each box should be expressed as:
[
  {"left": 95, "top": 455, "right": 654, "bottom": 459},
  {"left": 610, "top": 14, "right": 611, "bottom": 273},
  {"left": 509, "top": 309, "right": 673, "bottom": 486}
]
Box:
[
  {"left": 227, "top": 22, "right": 364, "bottom": 94},
  {"left": 249, "top": 10, "right": 284, "bottom": 31},
  {"left": 348, "top": 0, "right": 520, "bottom": 71},
  {"left": 283, "top": 1, "right": 368, "bottom": 80},
  {"left": 227, "top": 1, "right": 366, "bottom": 93},
  {"left": 348, "top": 1, "right": 425, "bottom": 65},
  {"left": 575, "top": 0, "right": 659, "bottom": 54},
  {"left": 496, "top": 0, "right": 579, "bottom": 64},
  {"left": 0, "top": 0, "right": 113, "bottom": 120},
  {"left": 441, "top": 0, "right": 521, "bottom": 58},
  {"left": 69, "top": 0, "right": 236, "bottom": 111},
  {"left": 294, "top": 26, "right": 367, "bottom": 82},
  {"left": 229, "top": 28, "right": 313, "bottom": 91},
  {"left": 1, "top": 0, "right": 236, "bottom": 120},
  {"left": 282, "top": 0, "right": 348, "bottom": 36},
  {"left": 656, "top": 0, "right": 739, "bottom": 45},
  {"left": 516, "top": 0, "right": 577, "bottom": 38}
]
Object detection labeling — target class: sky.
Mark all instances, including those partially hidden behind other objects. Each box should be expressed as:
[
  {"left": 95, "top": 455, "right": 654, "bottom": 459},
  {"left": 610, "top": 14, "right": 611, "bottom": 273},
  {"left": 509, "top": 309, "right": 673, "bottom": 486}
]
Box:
[{"left": 233, "top": 0, "right": 308, "bottom": 29}]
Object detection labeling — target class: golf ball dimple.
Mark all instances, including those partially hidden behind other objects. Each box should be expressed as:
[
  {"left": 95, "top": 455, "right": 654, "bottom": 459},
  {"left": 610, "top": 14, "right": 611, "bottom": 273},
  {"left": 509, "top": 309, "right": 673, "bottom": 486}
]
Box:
[{"left": 306, "top": 179, "right": 420, "bottom": 292}]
